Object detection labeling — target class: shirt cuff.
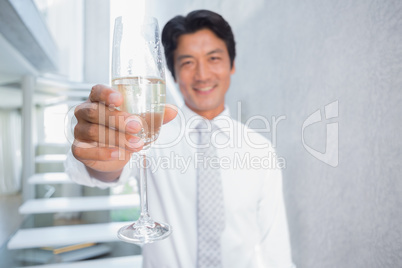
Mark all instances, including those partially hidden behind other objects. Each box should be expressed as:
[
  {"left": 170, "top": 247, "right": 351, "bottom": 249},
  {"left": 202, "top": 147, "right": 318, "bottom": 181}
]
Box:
[{"left": 64, "top": 149, "right": 131, "bottom": 189}]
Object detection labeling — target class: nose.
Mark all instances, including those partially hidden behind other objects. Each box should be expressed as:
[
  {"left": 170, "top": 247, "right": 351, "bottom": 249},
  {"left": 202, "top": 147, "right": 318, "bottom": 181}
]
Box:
[{"left": 194, "top": 61, "right": 211, "bottom": 82}]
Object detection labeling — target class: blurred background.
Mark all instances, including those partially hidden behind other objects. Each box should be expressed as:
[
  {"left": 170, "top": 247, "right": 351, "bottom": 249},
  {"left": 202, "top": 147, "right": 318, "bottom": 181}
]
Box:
[{"left": 0, "top": 0, "right": 401, "bottom": 267}]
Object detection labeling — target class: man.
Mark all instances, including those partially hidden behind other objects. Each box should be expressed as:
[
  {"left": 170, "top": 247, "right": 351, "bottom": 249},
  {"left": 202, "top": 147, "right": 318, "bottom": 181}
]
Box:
[{"left": 66, "top": 10, "right": 295, "bottom": 268}]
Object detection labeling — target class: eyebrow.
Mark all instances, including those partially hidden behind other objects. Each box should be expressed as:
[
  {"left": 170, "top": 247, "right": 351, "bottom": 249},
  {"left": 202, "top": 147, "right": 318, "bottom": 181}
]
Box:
[
  {"left": 176, "top": 48, "right": 225, "bottom": 62},
  {"left": 176, "top": 54, "right": 193, "bottom": 62},
  {"left": 206, "top": 48, "right": 225, "bottom": 55}
]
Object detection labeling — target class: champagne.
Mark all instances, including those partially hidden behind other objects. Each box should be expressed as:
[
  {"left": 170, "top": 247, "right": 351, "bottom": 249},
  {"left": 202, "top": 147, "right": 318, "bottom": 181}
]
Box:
[{"left": 112, "top": 77, "right": 166, "bottom": 148}]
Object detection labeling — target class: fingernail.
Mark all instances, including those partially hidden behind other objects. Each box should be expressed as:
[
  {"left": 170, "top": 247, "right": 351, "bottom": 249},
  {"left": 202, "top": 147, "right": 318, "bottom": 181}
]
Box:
[
  {"left": 127, "top": 118, "right": 142, "bottom": 132},
  {"left": 128, "top": 136, "right": 139, "bottom": 144},
  {"left": 109, "top": 93, "right": 121, "bottom": 103},
  {"left": 111, "top": 150, "right": 120, "bottom": 158},
  {"left": 128, "top": 137, "right": 144, "bottom": 148}
]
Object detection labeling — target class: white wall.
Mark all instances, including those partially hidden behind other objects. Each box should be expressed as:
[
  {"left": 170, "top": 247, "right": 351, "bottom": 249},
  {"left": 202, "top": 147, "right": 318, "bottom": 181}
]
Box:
[
  {"left": 34, "top": 0, "right": 85, "bottom": 82},
  {"left": 84, "top": 0, "right": 110, "bottom": 84},
  {"left": 150, "top": 0, "right": 402, "bottom": 267}
]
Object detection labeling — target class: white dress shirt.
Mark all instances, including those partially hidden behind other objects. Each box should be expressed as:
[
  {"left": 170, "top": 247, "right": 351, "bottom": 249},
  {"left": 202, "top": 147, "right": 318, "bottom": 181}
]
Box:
[{"left": 65, "top": 105, "right": 295, "bottom": 268}]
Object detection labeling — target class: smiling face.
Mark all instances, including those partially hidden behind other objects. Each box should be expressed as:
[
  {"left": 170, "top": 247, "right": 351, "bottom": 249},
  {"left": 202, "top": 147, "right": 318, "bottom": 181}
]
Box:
[{"left": 174, "top": 29, "right": 235, "bottom": 120}]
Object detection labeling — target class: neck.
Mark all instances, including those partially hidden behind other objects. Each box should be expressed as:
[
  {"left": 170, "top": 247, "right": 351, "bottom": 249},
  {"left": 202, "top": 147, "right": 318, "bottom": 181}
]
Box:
[{"left": 186, "top": 104, "right": 224, "bottom": 120}]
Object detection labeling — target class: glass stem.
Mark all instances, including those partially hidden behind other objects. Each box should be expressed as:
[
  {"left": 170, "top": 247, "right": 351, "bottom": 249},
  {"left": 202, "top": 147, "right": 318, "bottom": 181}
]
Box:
[{"left": 138, "top": 150, "right": 153, "bottom": 225}]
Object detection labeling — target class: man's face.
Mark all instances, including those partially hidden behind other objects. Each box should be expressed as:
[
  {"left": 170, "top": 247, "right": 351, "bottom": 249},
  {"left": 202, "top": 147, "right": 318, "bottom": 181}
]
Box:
[{"left": 173, "top": 29, "right": 235, "bottom": 119}]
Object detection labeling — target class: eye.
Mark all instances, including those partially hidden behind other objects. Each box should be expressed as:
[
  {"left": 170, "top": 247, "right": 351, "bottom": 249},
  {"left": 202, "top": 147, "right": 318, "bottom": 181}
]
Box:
[
  {"left": 180, "top": 60, "right": 193, "bottom": 67},
  {"left": 210, "top": 56, "right": 221, "bottom": 62}
]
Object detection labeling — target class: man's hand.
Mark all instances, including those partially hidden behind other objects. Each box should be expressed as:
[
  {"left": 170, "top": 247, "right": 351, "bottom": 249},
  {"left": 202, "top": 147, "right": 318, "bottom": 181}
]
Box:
[{"left": 72, "top": 84, "right": 177, "bottom": 182}]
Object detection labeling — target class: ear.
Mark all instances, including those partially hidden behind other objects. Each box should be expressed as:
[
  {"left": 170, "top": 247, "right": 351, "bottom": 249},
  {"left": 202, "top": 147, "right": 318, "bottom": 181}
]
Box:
[
  {"left": 230, "top": 60, "right": 236, "bottom": 75},
  {"left": 173, "top": 66, "right": 178, "bottom": 82}
]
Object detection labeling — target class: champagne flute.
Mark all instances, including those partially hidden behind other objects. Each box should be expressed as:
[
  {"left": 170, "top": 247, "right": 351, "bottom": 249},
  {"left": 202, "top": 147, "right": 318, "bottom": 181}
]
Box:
[{"left": 112, "top": 16, "right": 171, "bottom": 244}]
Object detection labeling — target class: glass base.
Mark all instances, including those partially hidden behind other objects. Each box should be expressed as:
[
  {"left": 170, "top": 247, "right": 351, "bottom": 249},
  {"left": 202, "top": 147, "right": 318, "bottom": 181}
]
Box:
[{"left": 117, "top": 219, "right": 171, "bottom": 244}]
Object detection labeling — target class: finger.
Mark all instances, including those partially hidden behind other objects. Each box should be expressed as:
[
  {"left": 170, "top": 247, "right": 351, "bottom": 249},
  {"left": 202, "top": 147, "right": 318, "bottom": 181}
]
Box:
[
  {"left": 76, "top": 146, "right": 132, "bottom": 173},
  {"left": 72, "top": 140, "right": 134, "bottom": 163},
  {"left": 163, "top": 104, "right": 178, "bottom": 124},
  {"left": 89, "top": 84, "right": 123, "bottom": 107},
  {"left": 74, "top": 122, "right": 144, "bottom": 151},
  {"left": 72, "top": 141, "right": 122, "bottom": 162},
  {"left": 81, "top": 158, "right": 132, "bottom": 173},
  {"left": 74, "top": 102, "right": 143, "bottom": 134}
]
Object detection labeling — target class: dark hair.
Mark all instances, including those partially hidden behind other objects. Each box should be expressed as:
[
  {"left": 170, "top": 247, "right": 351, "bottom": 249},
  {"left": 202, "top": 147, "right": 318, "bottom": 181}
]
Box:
[{"left": 161, "top": 10, "right": 236, "bottom": 79}]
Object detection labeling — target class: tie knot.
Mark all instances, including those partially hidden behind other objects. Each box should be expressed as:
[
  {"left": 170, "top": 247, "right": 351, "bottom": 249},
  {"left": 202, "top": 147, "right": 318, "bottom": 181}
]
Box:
[
  {"left": 196, "top": 120, "right": 217, "bottom": 149},
  {"left": 196, "top": 119, "right": 218, "bottom": 133}
]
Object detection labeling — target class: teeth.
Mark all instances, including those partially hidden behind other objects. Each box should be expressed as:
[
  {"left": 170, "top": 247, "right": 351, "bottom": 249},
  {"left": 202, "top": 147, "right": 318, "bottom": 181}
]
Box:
[{"left": 196, "top": 86, "right": 213, "bottom": 92}]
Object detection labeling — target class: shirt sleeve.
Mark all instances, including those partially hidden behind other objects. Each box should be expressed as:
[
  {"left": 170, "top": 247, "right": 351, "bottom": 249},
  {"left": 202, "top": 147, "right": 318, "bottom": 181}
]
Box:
[
  {"left": 64, "top": 149, "right": 132, "bottom": 189},
  {"left": 258, "top": 158, "right": 296, "bottom": 268}
]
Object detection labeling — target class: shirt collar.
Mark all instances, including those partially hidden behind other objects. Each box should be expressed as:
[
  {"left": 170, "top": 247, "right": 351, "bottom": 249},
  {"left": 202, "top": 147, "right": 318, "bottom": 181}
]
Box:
[{"left": 179, "top": 104, "right": 232, "bottom": 137}]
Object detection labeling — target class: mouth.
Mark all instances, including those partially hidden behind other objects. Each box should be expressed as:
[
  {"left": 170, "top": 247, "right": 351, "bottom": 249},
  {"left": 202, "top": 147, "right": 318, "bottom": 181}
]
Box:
[{"left": 193, "top": 85, "right": 215, "bottom": 94}]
